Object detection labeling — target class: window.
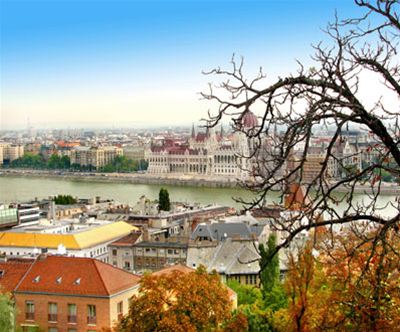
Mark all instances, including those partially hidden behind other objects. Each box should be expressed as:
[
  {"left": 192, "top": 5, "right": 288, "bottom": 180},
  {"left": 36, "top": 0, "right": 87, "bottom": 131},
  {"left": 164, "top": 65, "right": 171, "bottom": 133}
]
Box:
[
  {"left": 68, "top": 304, "right": 77, "bottom": 323},
  {"left": 87, "top": 305, "right": 96, "bottom": 325},
  {"left": 48, "top": 328, "right": 58, "bottom": 332},
  {"left": 48, "top": 302, "right": 58, "bottom": 322},
  {"left": 124, "top": 261, "right": 130, "bottom": 269},
  {"left": 117, "top": 301, "right": 123, "bottom": 319},
  {"left": 25, "top": 301, "right": 35, "bottom": 320},
  {"left": 112, "top": 249, "right": 117, "bottom": 256},
  {"left": 67, "top": 329, "right": 77, "bottom": 332}
]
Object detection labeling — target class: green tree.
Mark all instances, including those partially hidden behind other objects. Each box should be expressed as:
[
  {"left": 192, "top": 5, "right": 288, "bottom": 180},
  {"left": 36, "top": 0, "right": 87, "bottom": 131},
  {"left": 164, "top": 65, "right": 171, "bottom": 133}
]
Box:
[
  {"left": 47, "top": 154, "right": 61, "bottom": 169},
  {"left": 158, "top": 188, "right": 171, "bottom": 211},
  {"left": 259, "top": 234, "right": 287, "bottom": 312},
  {"left": 259, "top": 234, "right": 280, "bottom": 295},
  {"left": 0, "top": 292, "right": 16, "bottom": 332},
  {"left": 54, "top": 194, "right": 77, "bottom": 205}
]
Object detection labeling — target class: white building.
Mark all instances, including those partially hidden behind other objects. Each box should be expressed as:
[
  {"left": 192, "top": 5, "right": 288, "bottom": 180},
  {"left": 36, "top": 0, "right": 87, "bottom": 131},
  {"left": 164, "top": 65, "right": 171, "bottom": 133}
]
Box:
[
  {"left": 0, "top": 220, "right": 137, "bottom": 263},
  {"left": 146, "top": 111, "right": 260, "bottom": 180}
]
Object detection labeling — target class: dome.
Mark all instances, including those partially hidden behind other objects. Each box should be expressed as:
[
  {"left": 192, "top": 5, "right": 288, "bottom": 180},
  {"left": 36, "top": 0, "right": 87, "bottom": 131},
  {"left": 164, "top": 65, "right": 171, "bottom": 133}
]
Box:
[{"left": 241, "top": 111, "right": 258, "bottom": 128}]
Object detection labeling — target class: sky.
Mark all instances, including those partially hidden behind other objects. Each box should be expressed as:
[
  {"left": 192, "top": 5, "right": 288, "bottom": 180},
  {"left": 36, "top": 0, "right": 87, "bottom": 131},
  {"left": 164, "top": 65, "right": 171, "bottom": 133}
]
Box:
[{"left": 0, "top": 0, "right": 367, "bottom": 130}]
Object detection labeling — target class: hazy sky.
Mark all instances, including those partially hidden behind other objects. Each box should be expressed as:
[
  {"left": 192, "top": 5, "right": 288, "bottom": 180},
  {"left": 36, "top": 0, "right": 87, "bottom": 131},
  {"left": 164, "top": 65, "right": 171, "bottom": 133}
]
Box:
[{"left": 1, "top": 1, "right": 366, "bottom": 129}]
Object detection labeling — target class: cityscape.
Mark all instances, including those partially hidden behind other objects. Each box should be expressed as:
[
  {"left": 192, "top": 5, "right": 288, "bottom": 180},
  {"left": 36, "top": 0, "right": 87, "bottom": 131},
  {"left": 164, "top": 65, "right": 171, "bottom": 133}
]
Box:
[{"left": 1, "top": 1, "right": 400, "bottom": 332}]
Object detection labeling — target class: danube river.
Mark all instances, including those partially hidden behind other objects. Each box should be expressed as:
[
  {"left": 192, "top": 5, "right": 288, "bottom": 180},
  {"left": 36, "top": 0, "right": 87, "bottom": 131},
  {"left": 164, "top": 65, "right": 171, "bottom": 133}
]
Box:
[
  {"left": 0, "top": 175, "right": 398, "bottom": 216},
  {"left": 0, "top": 175, "right": 263, "bottom": 208}
]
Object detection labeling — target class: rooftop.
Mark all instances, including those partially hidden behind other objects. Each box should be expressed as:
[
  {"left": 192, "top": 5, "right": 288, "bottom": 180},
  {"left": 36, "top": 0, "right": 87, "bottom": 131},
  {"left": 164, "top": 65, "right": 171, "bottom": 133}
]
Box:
[
  {"left": 0, "top": 221, "right": 137, "bottom": 250},
  {"left": 14, "top": 255, "right": 140, "bottom": 296}
]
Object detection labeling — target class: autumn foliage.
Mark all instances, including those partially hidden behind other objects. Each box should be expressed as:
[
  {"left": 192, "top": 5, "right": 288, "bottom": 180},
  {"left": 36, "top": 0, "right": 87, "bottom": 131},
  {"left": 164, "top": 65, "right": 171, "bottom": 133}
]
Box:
[
  {"left": 273, "top": 228, "right": 400, "bottom": 332},
  {"left": 117, "top": 266, "right": 247, "bottom": 332}
]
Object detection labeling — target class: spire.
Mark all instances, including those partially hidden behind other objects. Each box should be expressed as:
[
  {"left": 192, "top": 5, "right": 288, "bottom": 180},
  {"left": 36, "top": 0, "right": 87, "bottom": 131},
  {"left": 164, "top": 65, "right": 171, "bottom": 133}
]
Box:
[
  {"left": 191, "top": 123, "right": 196, "bottom": 138},
  {"left": 206, "top": 126, "right": 210, "bottom": 137},
  {"left": 220, "top": 123, "right": 224, "bottom": 138}
]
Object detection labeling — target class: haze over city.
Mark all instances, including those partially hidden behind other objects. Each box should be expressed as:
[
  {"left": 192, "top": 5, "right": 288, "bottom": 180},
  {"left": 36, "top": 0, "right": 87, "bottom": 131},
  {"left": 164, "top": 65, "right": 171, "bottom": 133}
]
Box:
[{"left": 1, "top": 0, "right": 367, "bottom": 130}]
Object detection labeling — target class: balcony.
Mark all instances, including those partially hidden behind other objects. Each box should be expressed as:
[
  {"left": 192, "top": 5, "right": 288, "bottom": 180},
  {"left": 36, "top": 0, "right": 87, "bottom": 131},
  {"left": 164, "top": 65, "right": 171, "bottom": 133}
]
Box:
[
  {"left": 68, "top": 315, "right": 77, "bottom": 323},
  {"left": 25, "top": 312, "right": 35, "bottom": 320},
  {"left": 87, "top": 316, "right": 96, "bottom": 325},
  {"left": 48, "top": 313, "right": 58, "bottom": 322}
]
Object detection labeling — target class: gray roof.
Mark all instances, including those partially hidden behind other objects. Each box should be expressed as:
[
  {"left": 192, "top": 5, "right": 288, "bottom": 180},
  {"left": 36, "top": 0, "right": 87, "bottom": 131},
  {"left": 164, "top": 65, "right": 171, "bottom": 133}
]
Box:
[
  {"left": 188, "top": 238, "right": 260, "bottom": 275},
  {"left": 191, "top": 222, "right": 256, "bottom": 241}
]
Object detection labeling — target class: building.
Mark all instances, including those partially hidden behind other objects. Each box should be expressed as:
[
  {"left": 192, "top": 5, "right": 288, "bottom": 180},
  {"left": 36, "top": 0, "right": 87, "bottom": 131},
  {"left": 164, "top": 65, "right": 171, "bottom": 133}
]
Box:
[
  {"left": 187, "top": 238, "right": 260, "bottom": 286},
  {"left": 0, "top": 143, "right": 24, "bottom": 164},
  {"left": 132, "top": 241, "right": 188, "bottom": 272},
  {"left": 122, "top": 145, "right": 146, "bottom": 162},
  {"left": 0, "top": 205, "right": 19, "bottom": 229},
  {"left": 70, "top": 146, "right": 123, "bottom": 170},
  {"left": 16, "top": 204, "right": 41, "bottom": 225},
  {"left": 146, "top": 111, "right": 260, "bottom": 180},
  {"left": 0, "top": 221, "right": 137, "bottom": 262},
  {"left": 0, "top": 255, "right": 140, "bottom": 331},
  {"left": 108, "top": 231, "right": 142, "bottom": 272},
  {"left": 108, "top": 232, "right": 188, "bottom": 273}
]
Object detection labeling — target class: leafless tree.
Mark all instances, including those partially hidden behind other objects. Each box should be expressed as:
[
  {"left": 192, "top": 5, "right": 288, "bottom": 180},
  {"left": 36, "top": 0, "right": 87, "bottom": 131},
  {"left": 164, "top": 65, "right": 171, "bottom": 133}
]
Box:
[{"left": 202, "top": 0, "right": 400, "bottom": 269}]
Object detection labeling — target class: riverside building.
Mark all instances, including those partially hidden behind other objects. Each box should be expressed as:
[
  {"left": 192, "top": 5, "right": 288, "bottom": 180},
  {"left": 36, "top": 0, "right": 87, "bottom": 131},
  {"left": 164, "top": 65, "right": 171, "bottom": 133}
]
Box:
[{"left": 145, "top": 111, "right": 260, "bottom": 180}]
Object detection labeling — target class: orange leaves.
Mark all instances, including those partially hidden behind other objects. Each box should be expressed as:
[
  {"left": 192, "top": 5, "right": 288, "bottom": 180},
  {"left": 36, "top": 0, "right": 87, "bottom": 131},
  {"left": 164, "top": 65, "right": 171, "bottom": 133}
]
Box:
[
  {"left": 274, "top": 230, "right": 400, "bottom": 331},
  {"left": 117, "top": 267, "right": 239, "bottom": 332}
]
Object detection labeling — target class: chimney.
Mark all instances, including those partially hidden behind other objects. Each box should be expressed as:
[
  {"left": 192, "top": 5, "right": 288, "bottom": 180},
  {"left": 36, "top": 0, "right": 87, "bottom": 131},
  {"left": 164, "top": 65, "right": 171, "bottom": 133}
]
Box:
[{"left": 142, "top": 225, "right": 149, "bottom": 242}]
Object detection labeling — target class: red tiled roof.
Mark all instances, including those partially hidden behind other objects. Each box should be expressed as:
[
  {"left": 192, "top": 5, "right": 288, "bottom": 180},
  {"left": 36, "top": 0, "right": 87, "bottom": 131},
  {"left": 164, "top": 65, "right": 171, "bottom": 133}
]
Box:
[
  {"left": 0, "top": 259, "right": 34, "bottom": 293},
  {"left": 14, "top": 255, "right": 140, "bottom": 297}
]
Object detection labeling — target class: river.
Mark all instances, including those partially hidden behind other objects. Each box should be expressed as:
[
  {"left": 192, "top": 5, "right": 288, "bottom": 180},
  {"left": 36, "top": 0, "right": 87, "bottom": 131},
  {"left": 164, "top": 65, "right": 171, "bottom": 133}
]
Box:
[
  {"left": 0, "top": 175, "right": 398, "bottom": 217},
  {"left": 0, "top": 175, "right": 264, "bottom": 208}
]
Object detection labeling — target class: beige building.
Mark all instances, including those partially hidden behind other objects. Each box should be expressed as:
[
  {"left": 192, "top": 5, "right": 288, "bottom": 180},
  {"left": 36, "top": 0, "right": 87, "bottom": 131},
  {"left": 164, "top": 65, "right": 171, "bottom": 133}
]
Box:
[
  {"left": 0, "top": 143, "right": 24, "bottom": 163},
  {"left": 123, "top": 145, "right": 146, "bottom": 161},
  {"left": 70, "top": 146, "right": 123, "bottom": 169}
]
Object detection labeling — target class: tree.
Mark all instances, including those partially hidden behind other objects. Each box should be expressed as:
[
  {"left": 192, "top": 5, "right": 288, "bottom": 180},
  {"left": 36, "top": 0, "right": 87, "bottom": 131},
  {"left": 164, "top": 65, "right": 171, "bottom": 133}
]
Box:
[
  {"left": 202, "top": 1, "right": 400, "bottom": 275},
  {"left": 54, "top": 194, "right": 77, "bottom": 205},
  {"left": 117, "top": 267, "right": 245, "bottom": 332},
  {"left": 158, "top": 188, "right": 171, "bottom": 211},
  {"left": 273, "top": 229, "right": 400, "bottom": 331},
  {"left": 0, "top": 291, "right": 16, "bottom": 332},
  {"left": 259, "top": 234, "right": 280, "bottom": 295}
]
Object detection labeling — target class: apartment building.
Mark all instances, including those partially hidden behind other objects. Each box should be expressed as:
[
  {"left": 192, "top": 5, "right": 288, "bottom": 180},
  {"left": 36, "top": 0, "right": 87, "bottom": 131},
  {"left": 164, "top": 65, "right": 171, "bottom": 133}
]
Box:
[
  {"left": 0, "top": 255, "right": 140, "bottom": 331},
  {"left": 0, "top": 142, "right": 24, "bottom": 163},
  {"left": 70, "top": 146, "right": 122, "bottom": 169}
]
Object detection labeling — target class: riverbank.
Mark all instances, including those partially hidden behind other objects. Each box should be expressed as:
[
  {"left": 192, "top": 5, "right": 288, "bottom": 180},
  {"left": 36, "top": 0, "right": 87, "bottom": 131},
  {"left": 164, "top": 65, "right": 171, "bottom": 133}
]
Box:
[
  {"left": 1, "top": 168, "right": 399, "bottom": 194},
  {"left": 0, "top": 169, "right": 238, "bottom": 188}
]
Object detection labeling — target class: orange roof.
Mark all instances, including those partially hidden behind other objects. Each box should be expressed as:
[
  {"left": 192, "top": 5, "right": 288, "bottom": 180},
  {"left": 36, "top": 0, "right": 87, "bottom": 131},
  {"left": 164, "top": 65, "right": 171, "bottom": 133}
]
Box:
[
  {"left": 152, "top": 264, "right": 195, "bottom": 277},
  {"left": 0, "top": 259, "right": 34, "bottom": 293},
  {"left": 14, "top": 255, "right": 140, "bottom": 297},
  {"left": 284, "top": 183, "right": 310, "bottom": 210}
]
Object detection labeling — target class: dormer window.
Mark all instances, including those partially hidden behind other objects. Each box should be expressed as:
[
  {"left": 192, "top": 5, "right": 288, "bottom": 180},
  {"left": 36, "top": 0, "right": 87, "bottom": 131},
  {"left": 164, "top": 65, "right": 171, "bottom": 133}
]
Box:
[
  {"left": 74, "top": 278, "right": 81, "bottom": 285},
  {"left": 33, "top": 276, "right": 40, "bottom": 283},
  {"left": 0, "top": 270, "right": 4, "bottom": 278},
  {"left": 56, "top": 277, "right": 62, "bottom": 284}
]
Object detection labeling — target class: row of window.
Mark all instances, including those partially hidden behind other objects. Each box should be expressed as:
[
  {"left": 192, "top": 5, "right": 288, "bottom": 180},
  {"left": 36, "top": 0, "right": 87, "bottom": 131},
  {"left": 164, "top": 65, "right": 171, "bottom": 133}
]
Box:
[
  {"left": 25, "top": 302, "right": 96, "bottom": 324},
  {"left": 112, "top": 248, "right": 186, "bottom": 256}
]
